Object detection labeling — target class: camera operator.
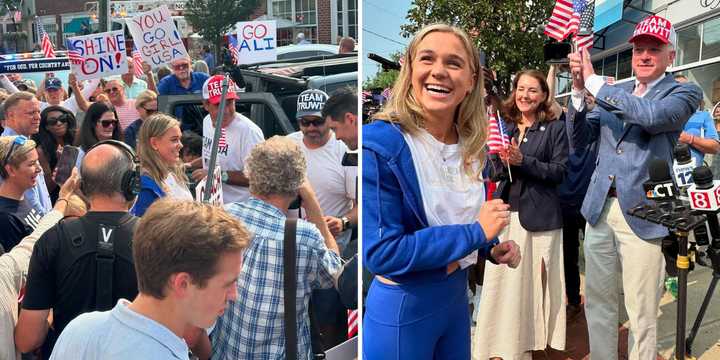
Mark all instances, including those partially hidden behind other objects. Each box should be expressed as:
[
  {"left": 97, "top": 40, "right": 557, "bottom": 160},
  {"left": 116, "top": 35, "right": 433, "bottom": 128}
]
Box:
[{"left": 15, "top": 141, "right": 141, "bottom": 358}]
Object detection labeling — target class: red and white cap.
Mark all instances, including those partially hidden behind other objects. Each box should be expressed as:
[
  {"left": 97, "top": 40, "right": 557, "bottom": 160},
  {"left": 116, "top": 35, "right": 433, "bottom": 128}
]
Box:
[
  {"left": 202, "top": 75, "right": 239, "bottom": 105},
  {"left": 629, "top": 15, "right": 676, "bottom": 46}
]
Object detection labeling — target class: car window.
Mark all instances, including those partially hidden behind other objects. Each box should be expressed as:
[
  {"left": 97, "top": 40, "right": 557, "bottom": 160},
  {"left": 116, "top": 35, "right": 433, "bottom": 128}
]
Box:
[
  {"left": 277, "top": 50, "right": 333, "bottom": 60},
  {"left": 172, "top": 101, "right": 287, "bottom": 139}
]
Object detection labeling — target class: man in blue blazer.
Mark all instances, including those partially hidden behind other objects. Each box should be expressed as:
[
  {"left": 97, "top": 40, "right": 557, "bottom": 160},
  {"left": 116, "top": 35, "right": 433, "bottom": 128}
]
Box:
[{"left": 567, "top": 15, "right": 702, "bottom": 360}]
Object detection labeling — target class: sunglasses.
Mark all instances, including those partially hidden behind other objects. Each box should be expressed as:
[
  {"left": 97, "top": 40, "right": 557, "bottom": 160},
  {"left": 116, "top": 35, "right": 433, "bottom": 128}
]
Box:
[
  {"left": 99, "top": 119, "right": 118, "bottom": 128},
  {"left": 172, "top": 63, "right": 190, "bottom": 70},
  {"left": 104, "top": 87, "right": 120, "bottom": 94},
  {"left": 47, "top": 115, "right": 70, "bottom": 126},
  {"left": 2, "top": 135, "right": 28, "bottom": 170},
  {"left": 142, "top": 107, "right": 157, "bottom": 114},
  {"left": 299, "top": 118, "right": 326, "bottom": 127}
]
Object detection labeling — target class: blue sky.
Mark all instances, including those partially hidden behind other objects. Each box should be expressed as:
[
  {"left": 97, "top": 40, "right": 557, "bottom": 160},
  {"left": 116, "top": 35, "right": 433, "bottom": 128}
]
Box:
[{"left": 361, "top": 0, "right": 413, "bottom": 82}]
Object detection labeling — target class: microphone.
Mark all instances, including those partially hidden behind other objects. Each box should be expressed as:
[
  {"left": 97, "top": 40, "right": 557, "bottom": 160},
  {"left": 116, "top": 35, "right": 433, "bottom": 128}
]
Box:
[
  {"left": 687, "top": 166, "right": 720, "bottom": 241},
  {"left": 644, "top": 158, "right": 678, "bottom": 203},
  {"left": 673, "top": 143, "right": 696, "bottom": 200}
]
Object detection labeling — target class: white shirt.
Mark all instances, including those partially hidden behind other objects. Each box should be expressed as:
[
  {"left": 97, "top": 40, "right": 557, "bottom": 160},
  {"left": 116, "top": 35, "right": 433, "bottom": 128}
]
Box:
[
  {"left": 288, "top": 131, "right": 357, "bottom": 248},
  {"left": 403, "top": 130, "right": 485, "bottom": 268},
  {"left": 164, "top": 174, "right": 193, "bottom": 201},
  {"left": 571, "top": 73, "right": 666, "bottom": 110},
  {"left": 202, "top": 113, "right": 264, "bottom": 204}
]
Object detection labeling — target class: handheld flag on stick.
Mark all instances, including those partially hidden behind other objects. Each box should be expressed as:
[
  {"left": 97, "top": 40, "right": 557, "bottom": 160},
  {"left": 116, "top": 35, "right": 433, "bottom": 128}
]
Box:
[
  {"left": 132, "top": 46, "right": 145, "bottom": 77},
  {"left": 37, "top": 19, "right": 55, "bottom": 58},
  {"left": 487, "top": 110, "right": 513, "bottom": 182}
]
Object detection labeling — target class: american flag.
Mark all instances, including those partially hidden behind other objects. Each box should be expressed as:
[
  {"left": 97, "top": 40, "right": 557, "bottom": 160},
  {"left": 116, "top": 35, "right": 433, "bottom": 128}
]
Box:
[
  {"left": 66, "top": 40, "right": 84, "bottom": 65},
  {"left": 347, "top": 310, "right": 358, "bottom": 338},
  {"left": 218, "top": 128, "right": 227, "bottom": 149},
  {"left": 361, "top": 90, "right": 372, "bottom": 102},
  {"left": 573, "top": 0, "right": 595, "bottom": 51},
  {"left": 544, "top": 0, "right": 575, "bottom": 41},
  {"left": 36, "top": 20, "right": 55, "bottom": 58},
  {"left": 381, "top": 87, "right": 391, "bottom": 100},
  {"left": 487, "top": 111, "right": 509, "bottom": 154},
  {"left": 228, "top": 35, "right": 241, "bottom": 65},
  {"left": 132, "top": 46, "right": 145, "bottom": 77}
]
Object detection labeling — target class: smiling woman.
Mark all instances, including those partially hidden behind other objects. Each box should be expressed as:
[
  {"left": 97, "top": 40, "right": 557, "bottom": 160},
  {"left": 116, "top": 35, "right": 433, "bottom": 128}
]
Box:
[
  {"left": 130, "top": 113, "right": 192, "bottom": 217},
  {"left": 362, "top": 23, "right": 521, "bottom": 359}
]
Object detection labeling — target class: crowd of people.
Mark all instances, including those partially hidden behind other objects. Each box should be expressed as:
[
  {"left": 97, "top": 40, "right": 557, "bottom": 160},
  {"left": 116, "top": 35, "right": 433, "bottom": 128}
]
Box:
[
  {"left": 0, "top": 38, "right": 359, "bottom": 359},
  {"left": 362, "top": 15, "right": 716, "bottom": 360}
]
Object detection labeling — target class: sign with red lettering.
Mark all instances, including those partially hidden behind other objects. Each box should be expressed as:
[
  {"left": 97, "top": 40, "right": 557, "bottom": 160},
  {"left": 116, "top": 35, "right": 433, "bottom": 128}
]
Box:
[
  {"left": 126, "top": 5, "right": 188, "bottom": 68},
  {"left": 235, "top": 20, "right": 277, "bottom": 65},
  {"left": 66, "top": 31, "right": 128, "bottom": 80}
]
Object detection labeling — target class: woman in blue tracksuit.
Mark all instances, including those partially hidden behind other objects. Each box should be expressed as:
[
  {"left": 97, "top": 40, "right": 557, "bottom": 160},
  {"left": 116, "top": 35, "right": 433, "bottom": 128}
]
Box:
[
  {"left": 131, "top": 113, "right": 192, "bottom": 216},
  {"left": 362, "top": 24, "right": 521, "bottom": 360}
]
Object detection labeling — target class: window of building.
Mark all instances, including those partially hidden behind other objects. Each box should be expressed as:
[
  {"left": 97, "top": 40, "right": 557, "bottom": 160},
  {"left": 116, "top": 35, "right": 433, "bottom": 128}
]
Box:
[
  {"left": 604, "top": 54, "right": 617, "bottom": 78},
  {"left": 673, "top": 62, "right": 720, "bottom": 111},
  {"left": 677, "top": 23, "right": 701, "bottom": 65},
  {"left": 272, "top": 0, "right": 293, "bottom": 21},
  {"left": 347, "top": 0, "right": 357, "bottom": 39},
  {"left": 592, "top": 59, "right": 603, "bottom": 76},
  {"left": 702, "top": 17, "right": 720, "bottom": 60},
  {"left": 617, "top": 48, "right": 632, "bottom": 79},
  {"left": 337, "top": 0, "right": 343, "bottom": 39},
  {"left": 295, "top": 0, "right": 317, "bottom": 26}
]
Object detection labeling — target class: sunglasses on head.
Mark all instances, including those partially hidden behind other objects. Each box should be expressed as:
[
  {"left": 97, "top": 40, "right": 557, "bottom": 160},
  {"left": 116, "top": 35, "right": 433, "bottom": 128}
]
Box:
[
  {"left": 2, "top": 135, "right": 28, "bottom": 170},
  {"left": 299, "top": 118, "right": 326, "bottom": 127},
  {"left": 99, "top": 119, "right": 118, "bottom": 128},
  {"left": 173, "top": 63, "right": 190, "bottom": 70},
  {"left": 47, "top": 115, "right": 70, "bottom": 126},
  {"left": 104, "top": 87, "right": 120, "bottom": 94}
]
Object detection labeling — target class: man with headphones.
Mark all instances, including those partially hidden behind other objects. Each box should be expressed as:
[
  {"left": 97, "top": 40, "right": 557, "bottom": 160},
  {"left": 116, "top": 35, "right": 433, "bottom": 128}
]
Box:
[{"left": 15, "top": 140, "right": 141, "bottom": 358}]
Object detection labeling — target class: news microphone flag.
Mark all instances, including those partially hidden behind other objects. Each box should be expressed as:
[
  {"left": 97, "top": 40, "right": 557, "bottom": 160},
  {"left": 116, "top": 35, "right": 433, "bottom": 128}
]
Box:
[
  {"left": 487, "top": 111, "right": 510, "bottom": 154},
  {"left": 132, "top": 46, "right": 145, "bottom": 77},
  {"left": 37, "top": 19, "right": 55, "bottom": 58},
  {"left": 66, "top": 40, "right": 84, "bottom": 65}
]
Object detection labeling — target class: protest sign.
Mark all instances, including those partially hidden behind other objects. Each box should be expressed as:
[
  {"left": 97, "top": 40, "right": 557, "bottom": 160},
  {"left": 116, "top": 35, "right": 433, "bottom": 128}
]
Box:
[
  {"left": 66, "top": 31, "right": 128, "bottom": 80},
  {"left": 195, "top": 166, "right": 224, "bottom": 207},
  {"left": 0, "top": 57, "right": 69, "bottom": 73},
  {"left": 235, "top": 20, "right": 277, "bottom": 64},
  {"left": 126, "top": 5, "right": 188, "bottom": 68}
]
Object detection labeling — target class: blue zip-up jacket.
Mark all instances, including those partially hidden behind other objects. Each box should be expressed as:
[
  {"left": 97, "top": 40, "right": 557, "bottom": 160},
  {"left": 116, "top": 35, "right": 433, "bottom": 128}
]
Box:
[
  {"left": 363, "top": 120, "right": 498, "bottom": 284},
  {"left": 130, "top": 175, "right": 165, "bottom": 217}
]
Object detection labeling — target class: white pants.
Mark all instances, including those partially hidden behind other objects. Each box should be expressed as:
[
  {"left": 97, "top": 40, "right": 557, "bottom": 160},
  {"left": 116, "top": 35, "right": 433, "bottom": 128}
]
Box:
[{"left": 584, "top": 198, "right": 665, "bottom": 360}]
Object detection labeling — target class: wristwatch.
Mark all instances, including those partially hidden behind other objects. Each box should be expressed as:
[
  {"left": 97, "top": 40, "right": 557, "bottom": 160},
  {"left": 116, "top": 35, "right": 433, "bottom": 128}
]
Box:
[
  {"left": 221, "top": 170, "right": 229, "bottom": 183},
  {"left": 340, "top": 216, "right": 351, "bottom": 231}
]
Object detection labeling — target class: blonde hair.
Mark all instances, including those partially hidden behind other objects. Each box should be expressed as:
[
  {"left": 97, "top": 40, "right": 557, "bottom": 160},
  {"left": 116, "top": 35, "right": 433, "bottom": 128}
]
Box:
[
  {"left": 374, "top": 23, "right": 487, "bottom": 177},
  {"left": 136, "top": 113, "right": 187, "bottom": 190},
  {"left": 135, "top": 90, "right": 158, "bottom": 110},
  {"left": 0, "top": 136, "right": 37, "bottom": 178}
]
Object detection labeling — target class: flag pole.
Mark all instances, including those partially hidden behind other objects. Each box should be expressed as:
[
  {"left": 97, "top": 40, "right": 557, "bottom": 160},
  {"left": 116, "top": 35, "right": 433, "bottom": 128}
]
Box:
[{"left": 203, "top": 74, "right": 230, "bottom": 203}]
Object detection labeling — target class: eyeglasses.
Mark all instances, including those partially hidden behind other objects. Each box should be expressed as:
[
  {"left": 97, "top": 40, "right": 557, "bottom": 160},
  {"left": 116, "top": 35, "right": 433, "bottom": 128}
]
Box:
[
  {"left": 104, "top": 87, "right": 120, "bottom": 94},
  {"left": 1, "top": 135, "right": 28, "bottom": 170},
  {"left": 299, "top": 118, "right": 326, "bottom": 127},
  {"left": 99, "top": 119, "right": 118, "bottom": 128},
  {"left": 142, "top": 107, "right": 157, "bottom": 114},
  {"left": 172, "top": 63, "right": 190, "bottom": 70},
  {"left": 47, "top": 115, "right": 69, "bottom": 126}
]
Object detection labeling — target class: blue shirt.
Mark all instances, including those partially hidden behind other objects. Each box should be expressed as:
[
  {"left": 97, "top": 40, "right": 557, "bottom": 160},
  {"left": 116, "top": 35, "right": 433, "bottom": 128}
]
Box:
[
  {"left": 557, "top": 112, "right": 599, "bottom": 208},
  {"left": 123, "top": 119, "right": 143, "bottom": 150},
  {"left": 0, "top": 127, "right": 52, "bottom": 216},
  {"left": 157, "top": 72, "right": 210, "bottom": 131},
  {"left": 211, "top": 198, "right": 342, "bottom": 360},
  {"left": 50, "top": 299, "right": 189, "bottom": 359},
  {"left": 682, "top": 110, "right": 718, "bottom": 165},
  {"left": 203, "top": 53, "right": 215, "bottom": 70}
]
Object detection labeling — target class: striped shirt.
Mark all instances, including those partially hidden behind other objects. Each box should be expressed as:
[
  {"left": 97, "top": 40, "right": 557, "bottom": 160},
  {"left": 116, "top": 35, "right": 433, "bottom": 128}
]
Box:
[{"left": 114, "top": 100, "right": 140, "bottom": 131}]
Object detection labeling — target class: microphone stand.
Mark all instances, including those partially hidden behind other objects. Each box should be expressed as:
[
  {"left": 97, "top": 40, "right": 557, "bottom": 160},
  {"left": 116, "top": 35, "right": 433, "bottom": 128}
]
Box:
[{"left": 674, "top": 228, "right": 690, "bottom": 360}]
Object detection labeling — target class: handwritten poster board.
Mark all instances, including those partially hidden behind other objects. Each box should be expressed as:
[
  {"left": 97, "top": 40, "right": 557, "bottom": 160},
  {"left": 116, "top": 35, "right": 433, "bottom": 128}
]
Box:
[
  {"left": 235, "top": 20, "right": 277, "bottom": 65},
  {"left": 126, "top": 5, "right": 189, "bottom": 68},
  {"left": 66, "top": 31, "right": 128, "bottom": 80}
]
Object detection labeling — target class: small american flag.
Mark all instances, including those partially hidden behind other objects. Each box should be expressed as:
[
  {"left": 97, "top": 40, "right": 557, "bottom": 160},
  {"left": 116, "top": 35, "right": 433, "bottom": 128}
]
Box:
[
  {"left": 218, "top": 128, "right": 227, "bottom": 149},
  {"left": 66, "top": 40, "right": 84, "bottom": 65},
  {"left": 37, "top": 20, "right": 55, "bottom": 58},
  {"left": 381, "top": 87, "right": 391, "bottom": 100},
  {"left": 132, "top": 46, "right": 144, "bottom": 77},
  {"left": 544, "top": 0, "right": 575, "bottom": 41},
  {"left": 228, "top": 35, "right": 241, "bottom": 65},
  {"left": 487, "top": 111, "right": 509, "bottom": 154},
  {"left": 573, "top": 0, "right": 595, "bottom": 51},
  {"left": 361, "top": 90, "right": 372, "bottom": 102},
  {"left": 347, "top": 310, "right": 358, "bottom": 338}
]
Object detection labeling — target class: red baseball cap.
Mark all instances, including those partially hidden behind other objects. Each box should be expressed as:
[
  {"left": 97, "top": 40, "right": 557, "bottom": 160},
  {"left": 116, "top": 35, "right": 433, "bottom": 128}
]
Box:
[
  {"left": 628, "top": 15, "right": 676, "bottom": 46},
  {"left": 202, "top": 75, "right": 239, "bottom": 105}
]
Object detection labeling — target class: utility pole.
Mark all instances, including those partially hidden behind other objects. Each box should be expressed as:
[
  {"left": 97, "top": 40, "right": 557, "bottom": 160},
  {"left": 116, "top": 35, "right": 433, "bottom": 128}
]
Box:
[{"left": 99, "top": 0, "right": 109, "bottom": 32}]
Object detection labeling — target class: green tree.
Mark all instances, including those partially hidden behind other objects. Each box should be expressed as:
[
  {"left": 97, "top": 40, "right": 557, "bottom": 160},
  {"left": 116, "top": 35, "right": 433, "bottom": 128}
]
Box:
[
  {"left": 403, "top": 0, "right": 555, "bottom": 94},
  {"left": 185, "top": 0, "right": 261, "bottom": 59}
]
